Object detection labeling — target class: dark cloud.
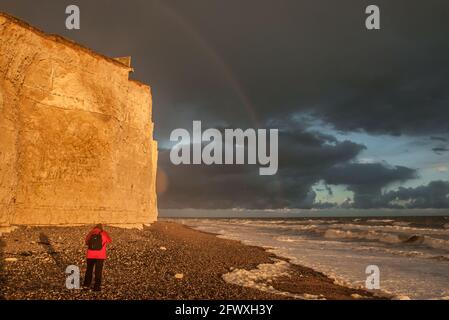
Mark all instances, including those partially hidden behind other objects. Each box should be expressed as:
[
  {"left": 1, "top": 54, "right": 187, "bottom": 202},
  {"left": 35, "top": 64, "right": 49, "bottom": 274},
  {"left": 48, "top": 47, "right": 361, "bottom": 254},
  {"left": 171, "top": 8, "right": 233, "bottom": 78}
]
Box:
[
  {"left": 430, "top": 136, "right": 448, "bottom": 142},
  {"left": 157, "top": 125, "right": 420, "bottom": 209},
  {"left": 2, "top": 0, "right": 449, "bottom": 139},
  {"left": 322, "top": 163, "right": 417, "bottom": 208},
  {"left": 158, "top": 126, "right": 367, "bottom": 208},
  {"left": 432, "top": 147, "right": 449, "bottom": 155},
  {"left": 323, "top": 163, "right": 417, "bottom": 187},
  {"left": 380, "top": 181, "right": 449, "bottom": 209}
]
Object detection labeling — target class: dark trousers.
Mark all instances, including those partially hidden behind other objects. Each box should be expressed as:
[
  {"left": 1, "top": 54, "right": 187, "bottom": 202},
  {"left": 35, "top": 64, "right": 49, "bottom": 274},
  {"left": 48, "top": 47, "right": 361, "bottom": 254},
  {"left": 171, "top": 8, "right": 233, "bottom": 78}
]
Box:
[{"left": 83, "top": 259, "right": 104, "bottom": 290}]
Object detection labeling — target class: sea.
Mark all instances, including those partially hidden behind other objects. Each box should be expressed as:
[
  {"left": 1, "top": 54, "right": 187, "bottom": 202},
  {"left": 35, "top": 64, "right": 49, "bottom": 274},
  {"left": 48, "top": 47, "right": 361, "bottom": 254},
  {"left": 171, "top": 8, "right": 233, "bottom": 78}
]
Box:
[{"left": 161, "top": 209, "right": 449, "bottom": 300}]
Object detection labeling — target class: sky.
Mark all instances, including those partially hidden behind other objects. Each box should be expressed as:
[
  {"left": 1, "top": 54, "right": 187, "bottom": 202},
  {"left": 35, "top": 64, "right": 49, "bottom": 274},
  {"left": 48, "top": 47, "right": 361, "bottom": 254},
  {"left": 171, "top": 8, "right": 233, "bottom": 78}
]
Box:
[{"left": 1, "top": 0, "right": 449, "bottom": 210}]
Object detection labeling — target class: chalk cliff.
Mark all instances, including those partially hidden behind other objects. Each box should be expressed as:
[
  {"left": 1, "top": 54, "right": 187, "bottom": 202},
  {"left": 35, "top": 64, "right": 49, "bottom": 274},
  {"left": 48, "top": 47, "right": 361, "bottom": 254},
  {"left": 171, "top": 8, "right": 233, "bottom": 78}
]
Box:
[{"left": 0, "top": 13, "right": 158, "bottom": 228}]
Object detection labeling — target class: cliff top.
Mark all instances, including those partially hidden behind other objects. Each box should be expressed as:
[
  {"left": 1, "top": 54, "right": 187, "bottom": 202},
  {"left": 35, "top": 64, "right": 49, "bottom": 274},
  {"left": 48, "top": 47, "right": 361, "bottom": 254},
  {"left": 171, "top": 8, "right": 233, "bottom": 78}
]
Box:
[{"left": 0, "top": 12, "right": 133, "bottom": 71}]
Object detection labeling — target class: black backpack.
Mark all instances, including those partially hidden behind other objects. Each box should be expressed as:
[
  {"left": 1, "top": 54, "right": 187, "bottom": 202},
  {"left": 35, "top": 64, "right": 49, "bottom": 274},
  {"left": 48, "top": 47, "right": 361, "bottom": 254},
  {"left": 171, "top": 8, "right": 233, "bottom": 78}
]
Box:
[{"left": 88, "top": 232, "right": 103, "bottom": 251}]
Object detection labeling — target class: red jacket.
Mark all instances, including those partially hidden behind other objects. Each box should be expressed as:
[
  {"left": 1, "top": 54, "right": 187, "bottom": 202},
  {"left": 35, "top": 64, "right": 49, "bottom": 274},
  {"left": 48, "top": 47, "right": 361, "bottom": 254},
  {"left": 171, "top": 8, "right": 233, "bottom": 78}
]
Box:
[{"left": 85, "top": 228, "right": 112, "bottom": 260}]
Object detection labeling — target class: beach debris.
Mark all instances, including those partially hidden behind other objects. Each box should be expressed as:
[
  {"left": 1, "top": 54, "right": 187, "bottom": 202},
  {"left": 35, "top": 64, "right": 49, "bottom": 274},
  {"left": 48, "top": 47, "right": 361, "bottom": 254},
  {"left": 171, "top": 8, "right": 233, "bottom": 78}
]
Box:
[
  {"left": 174, "top": 273, "right": 184, "bottom": 279},
  {"left": 159, "top": 246, "right": 167, "bottom": 251},
  {"left": 301, "top": 293, "right": 321, "bottom": 300},
  {"left": 0, "top": 226, "right": 18, "bottom": 234},
  {"left": 392, "top": 295, "right": 411, "bottom": 300},
  {"left": 5, "top": 257, "right": 18, "bottom": 262}
]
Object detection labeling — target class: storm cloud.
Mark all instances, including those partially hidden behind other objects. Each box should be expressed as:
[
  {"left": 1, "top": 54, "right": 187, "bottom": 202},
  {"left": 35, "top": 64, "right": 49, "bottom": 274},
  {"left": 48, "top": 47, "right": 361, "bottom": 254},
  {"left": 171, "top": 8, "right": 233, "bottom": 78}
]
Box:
[
  {"left": 380, "top": 181, "right": 449, "bottom": 209},
  {"left": 322, "top": 163, "right": 417, "bottom": 208},
  {"left": 157, "top": 124, "right": 419, "bottom": 208}
]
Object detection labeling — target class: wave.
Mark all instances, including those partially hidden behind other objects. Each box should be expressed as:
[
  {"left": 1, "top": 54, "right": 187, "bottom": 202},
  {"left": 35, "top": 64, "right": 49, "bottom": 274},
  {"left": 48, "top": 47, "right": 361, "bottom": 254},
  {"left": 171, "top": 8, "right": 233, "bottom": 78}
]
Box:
[
  {"left": 429, "top": 255, "right": 449, "bottom": 262},
  {"left": 393, "top": 221, "right": 411, "bottom": 227},
  {"left": 324, "top": 229, "right": 402, "bottom": 244},
  {"left": 276, "top": 236, "right": 304, "bottom": 242},
  {"left": 326, "top": 223, "right": 449, "bottom": 237},
  {"left": 403, "top": 235, "right": 425, "bottom": 244},
  {"left": 423, "top": 236, "right": 449, "bottom": 251},
  {"left": 367, "top": 219, "right": 395, "bottom": 223},
  {"left": 323, "top": 228, "right": 449, "bottom": 252}
]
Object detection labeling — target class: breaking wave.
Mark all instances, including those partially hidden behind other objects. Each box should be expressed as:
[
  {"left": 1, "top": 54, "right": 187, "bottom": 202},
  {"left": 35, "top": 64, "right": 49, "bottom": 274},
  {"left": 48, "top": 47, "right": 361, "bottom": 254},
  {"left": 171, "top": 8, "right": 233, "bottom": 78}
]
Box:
[{"left": 323, "top": 228, "right": 449, "bottom": 252}]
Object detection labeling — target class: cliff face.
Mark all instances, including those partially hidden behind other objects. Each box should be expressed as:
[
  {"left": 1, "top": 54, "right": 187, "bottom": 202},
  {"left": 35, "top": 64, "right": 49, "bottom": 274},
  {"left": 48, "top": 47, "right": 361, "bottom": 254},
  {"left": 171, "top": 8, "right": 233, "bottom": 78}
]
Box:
[{"left": 0, "top": 13, "right": 158, "bottom": 227}]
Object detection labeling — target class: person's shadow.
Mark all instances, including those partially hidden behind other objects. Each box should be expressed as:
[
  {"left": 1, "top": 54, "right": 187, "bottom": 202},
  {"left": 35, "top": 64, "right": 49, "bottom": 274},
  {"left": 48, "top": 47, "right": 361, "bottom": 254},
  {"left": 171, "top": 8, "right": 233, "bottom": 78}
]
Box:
[{"left": 39, "top": 233, "right": 64, "bottom": 268}]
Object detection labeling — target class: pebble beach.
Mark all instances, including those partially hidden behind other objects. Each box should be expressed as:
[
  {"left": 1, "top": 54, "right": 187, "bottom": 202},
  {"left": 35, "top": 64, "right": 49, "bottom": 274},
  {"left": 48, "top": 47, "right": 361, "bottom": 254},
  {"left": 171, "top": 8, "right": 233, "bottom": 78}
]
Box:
[{"left": 0, "top": 222, "right": 376, "bottom": 300}]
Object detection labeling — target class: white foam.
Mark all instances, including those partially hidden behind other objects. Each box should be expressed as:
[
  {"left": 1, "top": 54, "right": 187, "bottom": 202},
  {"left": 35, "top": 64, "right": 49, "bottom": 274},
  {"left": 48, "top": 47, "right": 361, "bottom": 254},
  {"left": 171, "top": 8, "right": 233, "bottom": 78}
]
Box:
[
  {"left": 222, "top": 260, "right": 325, "bottom": 300},
  {"left": 392, "top": 295, "right": 412, "bottom": 300},
  {"left": 393, "top": 221, "right": 411, "bottom": 227},
  {"left": 276, "top": 236, "right": 302, "bottom": 242}
]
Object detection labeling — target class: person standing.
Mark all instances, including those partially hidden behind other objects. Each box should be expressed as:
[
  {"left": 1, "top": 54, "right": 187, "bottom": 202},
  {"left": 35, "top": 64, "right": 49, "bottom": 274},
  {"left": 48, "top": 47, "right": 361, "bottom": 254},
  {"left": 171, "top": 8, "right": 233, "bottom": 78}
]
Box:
[{"left": 83, "top": 224, "right": 112, "bottom": 292}]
